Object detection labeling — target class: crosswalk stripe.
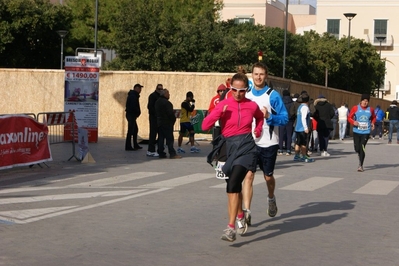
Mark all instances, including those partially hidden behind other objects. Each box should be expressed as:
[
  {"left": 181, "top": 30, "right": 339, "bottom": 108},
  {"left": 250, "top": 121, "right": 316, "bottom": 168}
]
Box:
[
  {"left": 138, "top": 173, "right": 212, "bottom": 188},
  {"left": 280, "top": 177, "right": 343, "bottom": 191},
  {"left": 0, "top": 190, "right": 147, "bottom": 205},
  {"left": 0, "top": 206, "right": 77, "bottom": 220},
  {"left": 67, "top": 172, "right": 165, "bottom": 187},
  {"left": 210, "top": 174, "right": 283, "bottom": 188},
  {"left": 353, "top": 180, "right": 399, "bottom": 195}
]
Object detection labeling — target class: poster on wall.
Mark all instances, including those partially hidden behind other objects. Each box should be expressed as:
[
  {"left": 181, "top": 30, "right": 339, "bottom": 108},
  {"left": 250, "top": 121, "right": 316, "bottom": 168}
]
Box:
[{"left": 64, "top": 56, "right": 100, "bottom": 143}]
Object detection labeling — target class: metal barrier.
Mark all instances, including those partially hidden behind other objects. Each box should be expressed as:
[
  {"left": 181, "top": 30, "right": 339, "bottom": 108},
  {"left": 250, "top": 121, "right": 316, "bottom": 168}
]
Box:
[
  {"left": 0, "top": 113, "right": 37, "bottom": 120},
  {"left": 36, "top": 111, "right": 80, "bottom": 161}
]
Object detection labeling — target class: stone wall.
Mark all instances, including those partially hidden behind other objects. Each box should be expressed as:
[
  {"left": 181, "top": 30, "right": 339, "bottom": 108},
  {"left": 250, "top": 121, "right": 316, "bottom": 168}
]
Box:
[{"left": 0, "top": 68, "right": 391, "bottom": 140}]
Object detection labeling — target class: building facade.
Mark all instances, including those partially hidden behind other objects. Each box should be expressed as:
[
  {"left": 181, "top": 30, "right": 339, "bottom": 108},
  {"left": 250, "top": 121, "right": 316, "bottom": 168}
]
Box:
[
  {"left": 221, "top": 0, "right": 398, "bottom": 101},
  {"left": 316, "top": 0, "right": 398, "bottom": 100}
]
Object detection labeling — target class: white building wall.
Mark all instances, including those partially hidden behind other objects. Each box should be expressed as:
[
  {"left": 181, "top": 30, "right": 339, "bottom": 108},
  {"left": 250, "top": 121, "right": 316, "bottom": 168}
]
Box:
[{"left": 316, "top": 0, "right": 399, "bottom": 100}]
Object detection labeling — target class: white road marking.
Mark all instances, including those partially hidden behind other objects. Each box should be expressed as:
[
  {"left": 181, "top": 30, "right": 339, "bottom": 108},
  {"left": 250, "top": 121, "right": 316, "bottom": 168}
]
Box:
[
  {"left": 353, "top": 180, "right": 399, "bottom": 195},
  {"left": 67, "top": 172, "right": 165, "bottom": 187},
  {"left": 2, "top": 188, "right": 170, "bottom": 224},
  {"left": 0, "top": 190, "right": 147, "bottom": 205},
  {"left": 0, "top": 172, "right": 107, "bottom": 189},
  {"left": 280, "top": 177, "right": 343, "bottom": 191},
  {"left": 138, "top": 173, "right": 212, "bottom": 188},
  {"left": 209, "top": 174, "right": 283, "bottom": 188},
  {"left": 0, "top": 206, "right": 76, "bottom": 220}
]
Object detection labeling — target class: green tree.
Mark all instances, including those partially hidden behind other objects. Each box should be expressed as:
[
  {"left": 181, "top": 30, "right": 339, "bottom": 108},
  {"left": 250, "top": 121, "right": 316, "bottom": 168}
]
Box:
[
  {"left": 66, "top": 0, "right": 120, "bottom": 52},
  {"left": 0, "top": 0, "right": 71, "bottom": 68}
]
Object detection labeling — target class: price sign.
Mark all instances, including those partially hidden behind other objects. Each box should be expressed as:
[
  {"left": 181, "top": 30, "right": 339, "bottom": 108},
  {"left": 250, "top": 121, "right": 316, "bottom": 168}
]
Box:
[{"left": 66, "top": 72, "right": 98, "bottom": 81}]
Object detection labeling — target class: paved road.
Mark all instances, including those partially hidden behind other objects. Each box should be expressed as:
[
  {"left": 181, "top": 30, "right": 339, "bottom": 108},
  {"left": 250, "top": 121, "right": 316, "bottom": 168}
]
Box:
[{"left": 0, "top": 137, "right": 398, "bottom": 266}]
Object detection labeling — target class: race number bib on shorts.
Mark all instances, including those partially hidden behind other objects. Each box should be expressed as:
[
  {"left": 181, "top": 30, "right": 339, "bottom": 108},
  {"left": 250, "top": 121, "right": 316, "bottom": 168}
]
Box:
[
  {"left": 358, "top": 122, "right": 369, "bottom": 130},
  {"left": 215, "top": 161, "right": 228, "bottom": 179}
]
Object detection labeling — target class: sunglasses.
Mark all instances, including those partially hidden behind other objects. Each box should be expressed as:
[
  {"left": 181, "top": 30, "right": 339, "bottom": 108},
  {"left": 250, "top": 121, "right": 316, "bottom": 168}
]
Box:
[{"left": 231, "top": 87, "right": 247, "bottom": 93}]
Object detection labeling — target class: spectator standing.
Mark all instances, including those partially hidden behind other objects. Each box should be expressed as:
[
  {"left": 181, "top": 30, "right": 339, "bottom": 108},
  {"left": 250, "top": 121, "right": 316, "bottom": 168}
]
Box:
[
  {"left": 202, "top": 73, "right": 264, "bottom": 242},
  {"left": 337, "top": 102, "right": 349, "bottom": 141},
  {"left": 208, "top": 84, "right": 226, "bottom": 114},
  {"left": 125, "top": 83, "right": 143, "bottom": 151},
  {"left": 289, "top": 93, "right": 301, "bottom": 150},
  {"left": 348, "top": 94, "right": 376, "bottom": 172},
  {"left": 386, "top": 100, "right": 399, "bottom": 144},
  {"left": 293, "top": 94, "right": 314, "bottom": 162},
  {"left": 147, "top": 84, "right": 163, "bottom": 157},
  {"left": 177, "top": 91, "right": 200, "bottom": 153},
  {"left": 329, "top": 103, "right": 338, "bottom": 140},
  {"left": 314, "top": 95, "right": 335, "bottom": 156},
  {"left": 371, "top": 105, "right": 386, "bottom": 139},
  {"left": 278, "top": 90, "right": 294, "bottom": 155},
  {"left": 155, "top": 89, "right": 182, "bottom": 159}
]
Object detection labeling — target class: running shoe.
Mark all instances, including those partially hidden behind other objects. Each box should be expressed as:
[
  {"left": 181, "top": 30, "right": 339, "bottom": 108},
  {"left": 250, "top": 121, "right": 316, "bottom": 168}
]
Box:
[
  {"left": 236, "top": 216, "right": 248, "bottom": 235},
  {"left": 221, "top": 227, "right": 236, "bottom": 242},
  {"left": 286, "top": 151, "right": 292, "bottom": 156},
  {"left": 293, "top": 154, "right": 301, "bottom": 161},
  {"left": 146, "top": 151, "right": 159, "bottom": 157},
  {"left": 301, "top": 155, "right": 315, "bottom": 163},
  {"left": 278, "top": 150, "right": 283, "bottom": 156},
  {"left": 177, "top": 147, "right": 185, "bottom": 153},
  {"left": 190, "top": 146, "right": 200, "bottom": 153},
  {"left": 268, "top": 196, "right": 278, "bottom": 217},
  {"left": 357, "top": 166, "right": 364, "bottom": 172},
  {"left": 244, "top": 209, "right": 252, "bottom": 226},
  {"left": 321, "top": 151, "right": 331, "bottom": 156}
]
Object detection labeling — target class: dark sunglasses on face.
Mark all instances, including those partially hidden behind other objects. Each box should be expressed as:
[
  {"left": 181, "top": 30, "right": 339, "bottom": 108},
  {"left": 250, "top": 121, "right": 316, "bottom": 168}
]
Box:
[{"left": 231, "top": 87, "right": 247, "bottom": 93}]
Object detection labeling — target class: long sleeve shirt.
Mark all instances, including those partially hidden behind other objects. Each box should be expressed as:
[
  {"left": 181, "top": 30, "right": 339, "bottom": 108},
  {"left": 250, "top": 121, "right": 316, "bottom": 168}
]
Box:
[{"left": 202, "top": 96, "right": 264, "bottom": 138}]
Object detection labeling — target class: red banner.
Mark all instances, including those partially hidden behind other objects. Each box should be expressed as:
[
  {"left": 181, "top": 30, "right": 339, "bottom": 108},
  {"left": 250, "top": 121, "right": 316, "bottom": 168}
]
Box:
[{"left": 0, "top": 115, "right": 52, "bottom": 170}]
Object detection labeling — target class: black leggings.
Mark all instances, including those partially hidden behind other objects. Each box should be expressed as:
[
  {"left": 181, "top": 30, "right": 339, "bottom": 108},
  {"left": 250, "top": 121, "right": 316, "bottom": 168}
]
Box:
[
  {"left": 353, "top": 132, "right": 369, "bottom": 166},
  {"left": 226, "top": 165, "right": 248, "bottom": 193}
]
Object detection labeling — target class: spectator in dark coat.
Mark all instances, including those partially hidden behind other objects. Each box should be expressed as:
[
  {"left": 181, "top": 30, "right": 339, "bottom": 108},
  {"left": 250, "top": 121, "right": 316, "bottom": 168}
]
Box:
[
  {"left": 314, "top": 94, "right": 335, "bottom": 156},
  {"left": 146, "top": 84, "right": 163, "bottom": 157},
  {"left": 125, "top": 83, "right": 143, "bottom": 151},
  {"left": 155, "top": 89, "right": 181, "bottom": 159},
  {"left": 278, "top": 90, "right": 294, "bottom": 155}
]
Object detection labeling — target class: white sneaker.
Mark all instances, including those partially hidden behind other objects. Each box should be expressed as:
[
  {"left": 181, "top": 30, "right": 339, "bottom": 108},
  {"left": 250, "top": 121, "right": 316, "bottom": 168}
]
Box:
[
  {"left": 321, "top": 151, "right": 330, "bottom": 157},
  {"left": 146, "top": 151, "right": 159, "bottom": 157}
]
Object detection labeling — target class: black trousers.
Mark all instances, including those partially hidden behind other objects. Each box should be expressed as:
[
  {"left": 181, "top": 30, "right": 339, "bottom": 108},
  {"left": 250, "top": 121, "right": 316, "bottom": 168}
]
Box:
[
  {"left": 125, "top": 113, "right": 139, "bottom": 149},
  {"left": 157, "top": 125, "right": 176, "bottom": 157},
  {"left": 353, "top": 132, "right": 369, "bottom": 167},
  {"left": 148, "top": 115, "right": 158, "bottom": 152}
]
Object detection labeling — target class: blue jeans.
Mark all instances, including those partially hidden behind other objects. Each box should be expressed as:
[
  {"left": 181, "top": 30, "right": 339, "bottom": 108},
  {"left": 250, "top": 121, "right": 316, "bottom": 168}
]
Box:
[
  {"left": 388, "top": 120, "right": 399, "bottom": 142},
  {"left": 339, "top": 120, "right": 347, "bottom": 140}
]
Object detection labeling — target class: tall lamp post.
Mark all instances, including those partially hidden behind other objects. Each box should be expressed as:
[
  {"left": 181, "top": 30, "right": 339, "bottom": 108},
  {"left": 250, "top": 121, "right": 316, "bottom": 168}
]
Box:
[
  {"left": 376, "top": 36, "right": 386, "bottom": 98},
  {"left": 344, "top": 13, "right": 357, "bottom": 47},
  {"left": 283, "top": 0, "right": 289, "bottom": 78},
  {"left": 56, "top": 30, "right": 68, "bottom": 69}
]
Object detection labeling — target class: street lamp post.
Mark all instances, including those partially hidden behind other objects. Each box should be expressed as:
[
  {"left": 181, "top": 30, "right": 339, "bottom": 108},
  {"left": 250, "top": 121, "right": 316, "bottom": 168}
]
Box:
[
  {"left": 283, "top": 0, "right": 289, "bottom": 78},
  {"left": 344, "top": 13, "right": 357, "bottom": 47},
  {"left": 56, "top": 30, "right": 68, "bottom": 69},
  {"left": 376, "top": 36, "right": 386, "bottom": 98}
]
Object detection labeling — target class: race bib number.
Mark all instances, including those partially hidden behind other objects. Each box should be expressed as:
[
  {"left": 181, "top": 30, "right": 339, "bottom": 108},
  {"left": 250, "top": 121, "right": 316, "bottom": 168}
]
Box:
[
  {"left": 215, "top": 161, "right": 228, "bottom": 180},
  {"left": 358, "top": 122, "right": 369, "bottom": 130}
]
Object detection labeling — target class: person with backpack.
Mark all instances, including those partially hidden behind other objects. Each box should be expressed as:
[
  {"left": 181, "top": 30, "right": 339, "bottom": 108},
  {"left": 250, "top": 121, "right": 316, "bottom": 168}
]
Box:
[
  {"left": 278, "top": 90, "right": 294, "bottom": 155},
  {"left": 371, "top": 105, "right": 386, "bottom": 139}
]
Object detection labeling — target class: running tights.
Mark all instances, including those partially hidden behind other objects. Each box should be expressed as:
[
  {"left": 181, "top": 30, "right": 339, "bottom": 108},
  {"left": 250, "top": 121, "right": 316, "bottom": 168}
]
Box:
[{"left": 353, "top": 133, "right": 369, "bottom": 167}]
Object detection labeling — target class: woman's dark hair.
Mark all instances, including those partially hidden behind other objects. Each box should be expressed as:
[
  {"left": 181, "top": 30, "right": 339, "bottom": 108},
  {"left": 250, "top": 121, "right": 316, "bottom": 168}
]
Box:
[{"left": 231, "top": 73, "right": 249, "bottom": 88}]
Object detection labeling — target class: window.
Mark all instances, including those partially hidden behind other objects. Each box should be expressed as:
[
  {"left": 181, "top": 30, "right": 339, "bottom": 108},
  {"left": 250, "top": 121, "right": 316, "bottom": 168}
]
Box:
[
  {"left": 234, "top": 17, "right": 255, "bottom": 25},
  {"left": 374, "top": 20, "right": 387, "bottom": 43},
  {"left": 327, "top": 19, "right": 340, "bottom": 38}
]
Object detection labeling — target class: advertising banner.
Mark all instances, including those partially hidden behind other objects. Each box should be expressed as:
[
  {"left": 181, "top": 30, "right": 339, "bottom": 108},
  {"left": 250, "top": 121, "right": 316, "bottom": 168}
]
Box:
[
  {"left": 64, "top": 56, "right": 100, "bottom": 143},
  {"left": 190, "top": 110, "right": 211, "bottom": 134},
  {"left": 0, "top": 115, "right": 52, "bottom": 170}
]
